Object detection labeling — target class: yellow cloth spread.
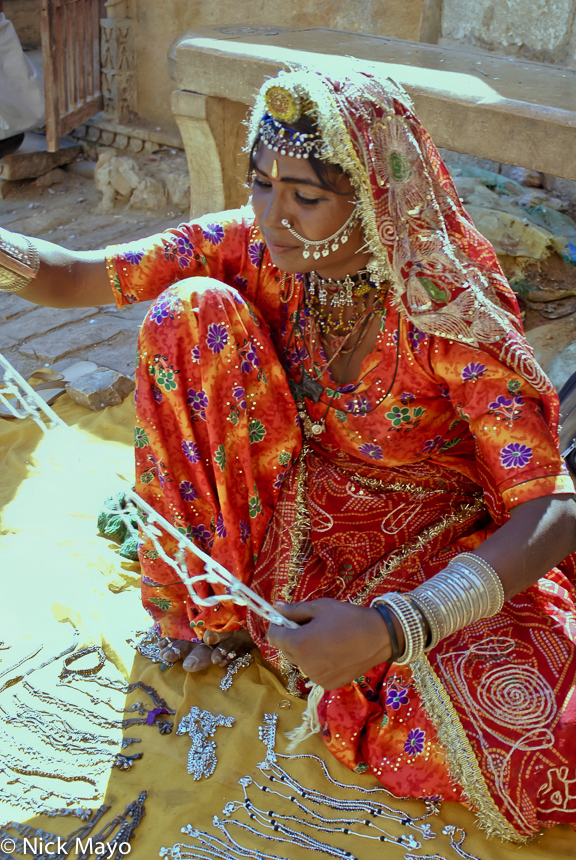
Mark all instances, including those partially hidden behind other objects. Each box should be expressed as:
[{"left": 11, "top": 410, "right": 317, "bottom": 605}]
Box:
[{"left": 1, "top": 395, "right": 575, "bottom": 859}]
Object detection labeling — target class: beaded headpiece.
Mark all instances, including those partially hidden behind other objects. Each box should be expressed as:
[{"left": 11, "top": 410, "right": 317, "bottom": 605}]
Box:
[{"left": 258, "top": 114, "right": 325, "bottom": 160}]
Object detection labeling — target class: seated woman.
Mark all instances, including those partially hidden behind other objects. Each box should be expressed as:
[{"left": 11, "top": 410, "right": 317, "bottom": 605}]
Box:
[{"left": 2, "top": 63, "right": 576, "bottom": 842}]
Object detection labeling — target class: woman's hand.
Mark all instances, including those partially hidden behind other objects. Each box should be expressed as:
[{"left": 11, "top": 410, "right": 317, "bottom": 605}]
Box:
[{"left": 267, "top": 598, "right": 392, "bottom": 689}]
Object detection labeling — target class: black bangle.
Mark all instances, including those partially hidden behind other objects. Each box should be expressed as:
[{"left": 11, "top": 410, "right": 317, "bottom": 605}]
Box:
[{"left": 373, "top": 603, "right": 401, "bottom": 664}]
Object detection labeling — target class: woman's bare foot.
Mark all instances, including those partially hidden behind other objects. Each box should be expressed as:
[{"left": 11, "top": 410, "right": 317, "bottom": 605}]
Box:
[{"left": 158, "top": 629, "right": 254, "bottom": 672}]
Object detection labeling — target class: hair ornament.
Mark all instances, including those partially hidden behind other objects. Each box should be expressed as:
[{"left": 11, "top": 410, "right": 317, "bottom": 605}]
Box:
[{"left": 264, "top": 85, "right": 303, "bottom": 124}]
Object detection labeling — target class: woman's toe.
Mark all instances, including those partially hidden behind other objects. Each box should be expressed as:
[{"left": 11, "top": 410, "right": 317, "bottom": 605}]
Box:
[{"left": 182, "top": 643, "right": 213, "bottom": 672}]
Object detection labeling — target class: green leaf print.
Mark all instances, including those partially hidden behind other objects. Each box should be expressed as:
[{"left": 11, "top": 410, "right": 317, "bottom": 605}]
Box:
[
  {"left": 439, "top": 437, "right": 461, "bottom": 453},
  {"left": 507, "top": 379, "right": 522, "bottom": 395},
  {"left": 228, "top": 407, "right": 240, "bottom": 425},
  {"left": 214, "top": 444, "right": 227, "bottom": 471},
  {"left": 324, "top": 387, "right": 341, "bottom": 400},
  {"left": 354, "top": 762, "right": 369, "bottom": 774},
  {"left": 420, "top": 277, "right": 450, "bottom": 303},
  {"left": 150, "top": 597, "right": 171, "bottom": 611},
  {"left": 278, "top": 451, "right": 291, "bottom": 466},
  {"left": 248, "top": 419, "right": 266, "bottom": 444},
  {"left": 134, "top": 427, "right": 149, "bottom": 447},
  {"left": 157, "top": 369, "right": 178, "bottom": 392},
  {"left": 249, "top": 485, "right": 263, "bottom": 518},
  {"left": 379, "top": 310, "right": 387, "bottom": 333},
  {"left": 113, "top": 273, "right": 122, "bottom": 295}
]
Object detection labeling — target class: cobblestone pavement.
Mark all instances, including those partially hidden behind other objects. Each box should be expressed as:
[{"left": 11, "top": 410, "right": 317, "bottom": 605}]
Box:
[{"left": 0, "top": 161, "right": 185, "bottom": 383}]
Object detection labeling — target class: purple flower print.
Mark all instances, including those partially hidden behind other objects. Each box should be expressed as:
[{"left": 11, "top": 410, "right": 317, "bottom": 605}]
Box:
[
  {"left": 347, "top": 396, "right": 371, "bottom": 416},
  {"left": 404, "top": 728, "right": 426, "bottom": 755},
  {"left": 273, "top": 472, "right": 285, "bottom": 490},
  {"left": 489, "top": 395, "right": 512, "bottom": 409},
  {"left": 206, "top": 323, "right": 229, "bottom": 354},
  {"left": 386, "top": 686, "right": 409, "bottom": 710},
  {"left": 125, "top": 250, "right": 144, "bottom": 265},
  {"left": 240, "top": 341, "right": 260, "bottom": 374},
  {"left": 233, "top": 385, "right": 247, "bottom": 410},
  {"left": 408, "top": 328, "right": 426, "bottom": 351},
  {"left": 150, "top": 299, "right": 171, "bottom": 325},
  {"left": 438, "top": 384, "right": 451, "bottom": 399},
  {"left": 423, "top": 435, "right": 442, "bottom": 454},
  {"left": 358, "top": 442, "right": 383, "bottom": 460},
  {"left": 181, "top": 440, "right": 201, "bottom": 463},
  {"left": 191, "top": 345, "right": 200, "bottom": 363},
  {"left": 179, "top": 481, "right": 198, "bottom": 502},
  {"left": 192, "top": 524, "right": 213, "bottom": 549},
  {"left": 461, "top": 362, "right": 486, "bottom": 382},
  {"left": 202, "top": 223, "right": 225, "bottom": 245},
  {"left": 175, "top": 235, "right": 194, "bottom": 267},
  {"left": 216, "top": 512, "right": 227, "bottom": 538},
  {"left": 234, "top": 275, "right": 248, "bottom": 291},
  {"left": 500, "top": 443, "right": 532, "bottom": 469},
  {"left": 248, "top": 241, "right": 265, "bottom": 267},
  {"left": 239, "top": 520, "right": 250, "bottom": 544},
  {"left": 151, "top": 385, "right": 163, "bottom": 404},
  {"left": 187, "top": 388, "right": 209, "bottom": 421},
  {"left": 400, "top": 392, "right": 415, "bottom": 405}
]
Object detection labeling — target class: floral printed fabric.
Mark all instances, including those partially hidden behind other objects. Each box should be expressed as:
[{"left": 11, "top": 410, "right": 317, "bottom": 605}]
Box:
[{"left": 106, "top": 209, "right": 575, "bottom": 833}]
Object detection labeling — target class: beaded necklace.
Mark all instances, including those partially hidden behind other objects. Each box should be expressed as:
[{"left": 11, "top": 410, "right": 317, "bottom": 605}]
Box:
[{"left": 305, "top": 269, "right": 389, "bottom": 334}]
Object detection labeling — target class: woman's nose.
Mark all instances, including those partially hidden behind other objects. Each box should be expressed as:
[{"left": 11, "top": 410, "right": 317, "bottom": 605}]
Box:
[{"left": 260, "top": 187, "right": 285, "bottom": 229}]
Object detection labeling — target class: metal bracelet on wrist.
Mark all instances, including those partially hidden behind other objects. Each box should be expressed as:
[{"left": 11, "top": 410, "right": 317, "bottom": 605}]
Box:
[
  {"left": 371, "top": 592, "right": 427, "bottom": 665},
  {"left": 0, "top": 228, "right": 40, "bottom": 293},
  {"left": 409, "top": 553, "right": 505, "bottom": 650}
]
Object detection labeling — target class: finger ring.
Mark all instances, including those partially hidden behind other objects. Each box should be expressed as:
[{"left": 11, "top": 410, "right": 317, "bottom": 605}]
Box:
[{"left": 226, "top": 651, "right": 237, "bottom": 660}]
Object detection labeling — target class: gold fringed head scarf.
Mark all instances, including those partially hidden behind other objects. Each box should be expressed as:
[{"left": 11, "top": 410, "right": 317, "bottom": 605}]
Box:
[{"left": 247, "top": 63, "right": 557, "bottom": 426}]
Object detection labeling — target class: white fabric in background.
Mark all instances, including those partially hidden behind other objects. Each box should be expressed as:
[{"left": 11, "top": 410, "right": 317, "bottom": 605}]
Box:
[{"left": 0, "top": 11, "right": 44, "bottom": 140}]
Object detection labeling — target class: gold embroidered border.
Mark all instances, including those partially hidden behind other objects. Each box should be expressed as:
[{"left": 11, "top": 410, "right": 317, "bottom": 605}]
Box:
[
  {"left": 352, "top": 494, "right": 486, "bottom": 604},
  {"left": 410, "top": 654, "right": 528, "bottom": 844}
]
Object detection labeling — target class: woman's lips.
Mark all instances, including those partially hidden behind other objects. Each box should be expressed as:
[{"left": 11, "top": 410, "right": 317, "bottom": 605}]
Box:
[{"left": 265, "top": 238, "right": 299, "bottom": 255}]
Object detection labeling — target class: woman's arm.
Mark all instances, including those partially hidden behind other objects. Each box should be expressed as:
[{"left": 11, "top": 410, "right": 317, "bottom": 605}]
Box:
[
  {"left": 1, "top": 227, "right": 112, "bottom": 308},
  {"left": 268, "top": 493, "right": 576, "bottom": 690}
]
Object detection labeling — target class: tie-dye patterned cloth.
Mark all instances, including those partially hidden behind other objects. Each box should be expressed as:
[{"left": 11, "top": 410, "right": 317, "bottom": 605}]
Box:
[{"left": 105, "top": 209, "right": 576, "bottom": 839}]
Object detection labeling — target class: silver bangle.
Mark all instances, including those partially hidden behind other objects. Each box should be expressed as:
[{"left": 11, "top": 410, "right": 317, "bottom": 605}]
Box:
[
  {"left": 409, "top": 553, "right": 505, "bottom": 649},
  {"left": 372, "top": 592, "right": 427, "bottom": 665},
  {"left": 0, "top": 227, "right": 40, "bottom": 293}
]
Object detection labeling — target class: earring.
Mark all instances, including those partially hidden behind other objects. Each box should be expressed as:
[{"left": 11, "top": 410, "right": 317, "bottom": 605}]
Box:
[{"left": 281, "top": 208, "right": 359, "bottom": 260}]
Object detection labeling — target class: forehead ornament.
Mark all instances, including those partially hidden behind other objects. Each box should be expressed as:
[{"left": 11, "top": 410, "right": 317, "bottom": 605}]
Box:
[
  {"left": 264, "top": 85, "right": 303, "bottom": 124},
  {"left": 270, "top": 159, "right": 279, "bottom": 179}
]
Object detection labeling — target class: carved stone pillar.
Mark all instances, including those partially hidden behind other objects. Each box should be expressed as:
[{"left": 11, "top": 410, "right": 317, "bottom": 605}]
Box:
[{"left": 100, "top": 17, "right": 136, "bottom": 123}]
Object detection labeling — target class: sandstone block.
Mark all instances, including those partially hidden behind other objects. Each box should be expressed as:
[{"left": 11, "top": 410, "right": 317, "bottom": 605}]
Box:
[
  {"left": 0, "top": 293, "right": 36, "bottom": 323},
  {"left": 18, "top": 320, "right": 131, "bottom": 363},
  {"left": 129, "top": 177, "right": 167, "bottom": 210},
  {"left": 85, "top": 332, "right": 138, "bottom": 378},
  {"left": 2, "top": 306, "right": 93, "bottom": 346},
  {"left": 526, "top": 316, "right": 576, "bottom": 373},
  {"left": 65, "top": 367, "right": 135, "bottom": 411},
  {"left": 549, "top": 341, "right": 576, "bottom": 393},
  {"left": 35, "top": 167, "right": 68, "bottom": 188},
  {"left": 164, "top": 170, "right": 190, "bottom": 209}
]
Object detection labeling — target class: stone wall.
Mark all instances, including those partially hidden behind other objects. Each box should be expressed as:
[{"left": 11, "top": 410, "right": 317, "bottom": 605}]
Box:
[
  {"left": 132, "top": 0, "right": 441, "bottom": 133},
  {"left": 441, "top": 0, "right": 576, "bottom": 65},
  {"left": 3, "top": 0, "right": 41, "bottom": 48}
]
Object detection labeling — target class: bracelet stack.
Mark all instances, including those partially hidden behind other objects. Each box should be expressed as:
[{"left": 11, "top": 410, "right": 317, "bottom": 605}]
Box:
[
  {"left": 0, "top": 227, "right": 40, "bottom": 293},
  {"left": 372, "top": 553, "right": 505, "bottom": 664}
]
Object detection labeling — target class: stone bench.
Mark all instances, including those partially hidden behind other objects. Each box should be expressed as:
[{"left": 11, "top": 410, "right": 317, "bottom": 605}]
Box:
[{"left": 168, "top": 25, "right": 576, "bottom": 218}]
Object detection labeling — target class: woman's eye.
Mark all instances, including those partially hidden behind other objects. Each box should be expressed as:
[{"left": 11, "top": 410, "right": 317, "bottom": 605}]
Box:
[
  {"left": 295, "top": 192, "right": 320, "bottom": 205},
  {"left": 252, "top": 175, "right": 271, "bottom": 189}
]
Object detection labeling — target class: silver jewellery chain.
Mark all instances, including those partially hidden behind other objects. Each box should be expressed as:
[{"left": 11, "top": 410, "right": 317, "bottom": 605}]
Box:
[
  {"left": 0, "top": 627, "right": 79, "bottom": 694},
  {"left": 23, "top": 680, "right": 173, "bottom": 734},
  {"left": 7, "top": 696, "right": 141, "bottom": 749},
  {"left": 220, "top": 652, "right": 254, "bottom": 691},
  {"left": 281, "top": 208, "right": 359, "bottom": 260},
  {"left": 0, "top": 786, "right": 92, "bottom": 820},
  {"left": 225, "top": 777, "right": 421, "bottom": 850},
  {"left": 58, "top": 677, "right": 176, "bottom": 716}
]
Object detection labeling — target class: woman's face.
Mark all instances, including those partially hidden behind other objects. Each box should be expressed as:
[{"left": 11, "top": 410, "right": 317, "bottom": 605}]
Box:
[{"left": 250, "top": 143, "right": 371, "bottom": 280}]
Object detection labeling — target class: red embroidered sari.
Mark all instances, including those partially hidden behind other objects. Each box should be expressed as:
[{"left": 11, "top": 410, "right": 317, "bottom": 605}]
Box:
[{"left": 105, "top": 66, "right": 576, "bottom": 841}]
